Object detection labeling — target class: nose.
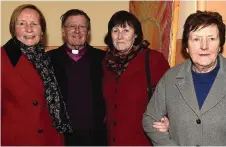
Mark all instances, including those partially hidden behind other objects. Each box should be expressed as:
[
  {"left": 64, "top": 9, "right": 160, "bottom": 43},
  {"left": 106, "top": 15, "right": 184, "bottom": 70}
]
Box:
[
  {"left": 117, "top": 32, "right": 123, "bottom": 40},
  {"left": 74, "top": 27, "right": 79, "bottom": 33},
  {"left": 25, "top": 24, "right": 33, "bottom": 33},
  {"left": 201, "top": 38, "right": 208, "bottom": 50}
]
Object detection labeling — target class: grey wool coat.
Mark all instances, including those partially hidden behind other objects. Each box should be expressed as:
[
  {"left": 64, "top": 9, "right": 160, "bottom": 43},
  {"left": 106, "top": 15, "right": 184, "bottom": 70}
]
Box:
[{"left": 143, "top": 55, "right": 226, "bottom": 146}]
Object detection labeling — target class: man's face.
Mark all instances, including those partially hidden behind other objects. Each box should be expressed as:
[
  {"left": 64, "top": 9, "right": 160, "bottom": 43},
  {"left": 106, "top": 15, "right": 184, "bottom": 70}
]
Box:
[{"left": 62, "top": 15, "right": 89, "bottom": 50}]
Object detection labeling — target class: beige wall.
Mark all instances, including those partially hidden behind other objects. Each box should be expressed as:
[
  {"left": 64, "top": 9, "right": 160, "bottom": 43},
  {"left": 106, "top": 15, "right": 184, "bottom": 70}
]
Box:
[
  {"left": 1, "top": 1, "right": 129, "bottom": 46},
  {"left": 177, "top": 1, "right": 196, "bottom": 39},
  {"left": 175, "top": 1, "right": 226, "bottom": 66},
  {"left": 177, "top": 1, "right": 226, "bottom": 39},
  {"left": 206, "top": 1, "right": 226, "bottom": 23}
]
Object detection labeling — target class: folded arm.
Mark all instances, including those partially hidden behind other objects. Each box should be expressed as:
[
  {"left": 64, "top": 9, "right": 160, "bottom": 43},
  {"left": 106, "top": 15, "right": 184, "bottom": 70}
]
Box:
[
  {"left": 142, "top": 77, "right": 177, "bottom": 146},
  {"left": 153, "top": 116, "right": 169, "bottom": 132}
]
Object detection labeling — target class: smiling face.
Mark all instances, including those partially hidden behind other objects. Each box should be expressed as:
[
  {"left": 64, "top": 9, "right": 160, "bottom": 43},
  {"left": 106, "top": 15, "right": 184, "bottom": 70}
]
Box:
[
  {"left": 15, "top": 8, "right": 42, "bottom": 46},
  {"left": 62, "top": 15, "right": 89, "bottom": 50},
  {"left": 187, "top": 25, "right": 220, "bottom": 72},
  {"left": 111, "top": 23, "right": 137, "bottom": 55}
]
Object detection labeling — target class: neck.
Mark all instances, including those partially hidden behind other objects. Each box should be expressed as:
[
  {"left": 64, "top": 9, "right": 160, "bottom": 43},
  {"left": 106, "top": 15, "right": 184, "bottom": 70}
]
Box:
[
  {"left": 192, "top": 60, "right": 217, "bottom": 73},
  {"left": 66, "top": 43, "right": 85, "bottom": 50},
  {"left": 118, "top": 45, "right": 133, "bottom": 56}
]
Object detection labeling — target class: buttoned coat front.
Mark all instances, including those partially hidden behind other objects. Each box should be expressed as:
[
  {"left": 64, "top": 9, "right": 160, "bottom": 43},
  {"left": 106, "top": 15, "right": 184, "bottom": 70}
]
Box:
[
  {"left": 103, "top": 49, "right": 170, "bottom": 146},
  {"left": 143, "top": 55, "right": 226, "bottom": 146},
  {"left": 1, "top": 44, "right": 64, "bottom": 146}
]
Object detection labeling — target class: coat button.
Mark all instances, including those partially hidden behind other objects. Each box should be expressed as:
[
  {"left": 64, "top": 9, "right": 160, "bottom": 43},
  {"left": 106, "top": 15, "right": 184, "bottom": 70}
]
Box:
[
  {"left": 113, "top": 121, "right": 117, "bottom": 126},
  {"left": 115, "top": 88, "right": 117, "bottom": 93},
  {"left": 33, "top": 100, "right": 38, "bottom": 106},
  {"left": 114, "top": 104, "right": 118, "bottom": 109},
  {"left": 112, "top": 137, "right": 116, "bottom": 142},
  {"left": 196, "top": 119, "right": 201, "bottom": 124},
  {"left": 38, "top": 129, "right": 43, "bottom": 134}
]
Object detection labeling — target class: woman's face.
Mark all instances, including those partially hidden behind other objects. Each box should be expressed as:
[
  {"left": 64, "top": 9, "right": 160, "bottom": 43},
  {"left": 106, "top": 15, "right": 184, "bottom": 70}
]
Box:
[
  {"left": 187, "top": 25, "right": 220, "bottom": 71},
  {"left": 15, "top": 8, "right": 42, "bottom": 46},
  {"left": 111, "top": 23, "right": 137, "bottom": 54}
]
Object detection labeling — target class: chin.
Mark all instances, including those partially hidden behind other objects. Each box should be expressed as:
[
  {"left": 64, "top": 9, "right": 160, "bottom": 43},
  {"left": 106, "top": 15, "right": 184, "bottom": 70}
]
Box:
[
  {"left": 117, "top": 47, "right": 127, "bottom": 51},
  {"left": 24, "top": 42, "right": 37, "bottom": 46},
  {"left": 198, "top": 62, "right": 213, "bottom": 67}
]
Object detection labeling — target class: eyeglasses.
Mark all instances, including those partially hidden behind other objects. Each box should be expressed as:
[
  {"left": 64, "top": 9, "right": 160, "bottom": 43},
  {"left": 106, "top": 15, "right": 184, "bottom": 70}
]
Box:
[{"left": 64, "top": 24, "right": 87, "bottom": 32}]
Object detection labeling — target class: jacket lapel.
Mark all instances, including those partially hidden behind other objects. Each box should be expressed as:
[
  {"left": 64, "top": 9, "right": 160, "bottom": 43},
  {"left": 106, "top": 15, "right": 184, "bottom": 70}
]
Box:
[
  {"left": 119, "top": 50, "right": 145, "bottom": 81},
  {"left": 2, "top": 46, "right": 44, "bottom": 96},
  {"left": 14, "top": 55, "right": 44, "bottom": 96},
  {"left": 201, "top": 55, "right": 226, "bottom": 114},
  {"left": 175, "top": 60, "right": 200, "bottom": 116}
]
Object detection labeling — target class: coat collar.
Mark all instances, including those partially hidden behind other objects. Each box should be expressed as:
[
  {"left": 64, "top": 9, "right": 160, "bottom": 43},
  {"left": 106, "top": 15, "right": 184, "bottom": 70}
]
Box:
[
  {"left": 57, "top": 43, "right": 102, "bottom": 61},
  {"left": 3, "top": 38, "right": 22, "bottom": 67},
  {"left": 201, "top": 55, "right": 226, "bottom": 114},
  {"left": 58, "top": 42, "right": 94, "bottom": 53},
  {"left": 175, "top": 55, "right": 226, "bottom": 116},
  {"left": 2, "top": 39, "right": 45, "bottom": 96},
  {"left": 115, "top": 48, "right": 148, "bottom": 81}
]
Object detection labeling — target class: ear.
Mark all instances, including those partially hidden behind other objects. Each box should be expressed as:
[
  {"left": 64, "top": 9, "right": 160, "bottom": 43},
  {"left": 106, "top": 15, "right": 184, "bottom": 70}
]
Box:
[
  {"left": 61, "top": 27, "right": 65, "bottom": 36},
  {"left": 186, "top": 48, "right": 189, "bottom": 53},
  {"left": 132, "top": 34, "right": 137, "bottom": 42},
  {"left": 87, "top": 29, "right": 90, "bottom": 36},
  {"left": 134, "top": 34, "right": 137, "bottom": 39}
]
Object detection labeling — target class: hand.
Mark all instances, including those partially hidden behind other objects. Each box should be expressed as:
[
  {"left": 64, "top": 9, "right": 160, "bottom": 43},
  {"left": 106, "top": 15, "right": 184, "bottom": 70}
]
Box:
[{"left": 152, "top": 116, "right": 169, "bottom": 132}]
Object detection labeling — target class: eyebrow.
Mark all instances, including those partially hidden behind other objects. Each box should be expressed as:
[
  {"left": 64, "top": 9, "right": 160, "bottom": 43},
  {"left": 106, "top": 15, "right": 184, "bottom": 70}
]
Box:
[
  {"left": 16, "top": 20, "right": 39, "bottom": 23},
  {"left": 192, "top": 34, "right": 217, "bottom": 37},
  {"left": 65, "top": 22, "right": 86, "bottom": 25}
]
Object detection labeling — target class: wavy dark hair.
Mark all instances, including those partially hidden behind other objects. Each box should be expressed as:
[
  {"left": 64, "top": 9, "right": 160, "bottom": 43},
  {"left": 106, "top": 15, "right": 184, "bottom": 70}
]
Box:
[
  {"left": 104, "top": 10, "right": 143, "bottom": 49},
  {"left": 182, "top": 10, "right": 225, "bottom": 53}
]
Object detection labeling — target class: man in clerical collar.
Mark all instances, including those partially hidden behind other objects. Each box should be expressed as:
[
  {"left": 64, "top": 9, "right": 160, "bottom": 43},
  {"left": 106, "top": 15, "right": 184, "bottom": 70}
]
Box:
[{"left": 47, "top": 9, "right": 106, "bottom": 146}]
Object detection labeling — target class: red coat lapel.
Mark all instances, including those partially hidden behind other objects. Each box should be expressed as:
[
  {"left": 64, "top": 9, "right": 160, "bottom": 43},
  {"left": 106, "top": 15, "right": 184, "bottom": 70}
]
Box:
[{"left": 2, "top": 49, "right": 44, "bottom": 96}]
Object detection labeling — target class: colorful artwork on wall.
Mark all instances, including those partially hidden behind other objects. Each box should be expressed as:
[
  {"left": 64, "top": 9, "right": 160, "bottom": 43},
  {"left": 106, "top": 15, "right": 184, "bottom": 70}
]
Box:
[{"left": 129, "top": 1, "right": 173, "bottom": 60}]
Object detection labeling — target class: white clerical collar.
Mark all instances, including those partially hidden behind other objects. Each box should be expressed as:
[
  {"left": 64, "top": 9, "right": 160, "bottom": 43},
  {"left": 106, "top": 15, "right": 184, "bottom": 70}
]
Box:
[{"left": 71, "top": 49, "right": 79, "bottom": 54}]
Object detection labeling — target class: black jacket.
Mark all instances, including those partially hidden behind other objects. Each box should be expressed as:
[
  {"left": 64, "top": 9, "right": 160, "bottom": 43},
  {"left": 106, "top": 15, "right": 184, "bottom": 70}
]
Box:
[{"left": 47, "top": 44, "right": 106, "bottom": 145}]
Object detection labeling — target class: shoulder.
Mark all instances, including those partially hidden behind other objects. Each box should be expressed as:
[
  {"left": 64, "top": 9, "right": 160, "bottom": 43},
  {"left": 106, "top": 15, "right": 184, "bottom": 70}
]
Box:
[
  {"left": 88, "top": 45, "right": 105, "bottom": 53},
  {"left": 144, "top": 49, "right": 167, "bottom": 62},
  {"left": 149, "top": 49, "right": 165, "bottom": 57},
  {"left": 1, "top": 47, "right": 6, "bottom": 55},
  {"left": 1, "top": 47, "right": 8, "bottom": 61},
  {"left": 221, "top": 55, "right": 226, "bottom": 66},
  {"left": 164, "top": 59, "right": 190, "bottom": 79},
  {"left": 218, "top": 55, "right": 226, "bottom": 75},
  {"left": 46, "top": 45, "right": 64, "bottom": 57},
  {"left": 87, "top": 44, "right": 106, "bottom": 60},
  {"left": 46, "top": 46, "right": 62, "bottom": 53},
  {"left": 146, "top": 49, "right": 170, "bottom": 68}
]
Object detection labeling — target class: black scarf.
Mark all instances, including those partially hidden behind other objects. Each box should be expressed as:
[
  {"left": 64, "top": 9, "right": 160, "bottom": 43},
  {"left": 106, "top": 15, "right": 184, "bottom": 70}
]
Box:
[
  {"left": 105, "top": 40, "right": 150, "bottom": 76},
  {"left": 10, "top": 37, "right": 73, "bottom": 133}
]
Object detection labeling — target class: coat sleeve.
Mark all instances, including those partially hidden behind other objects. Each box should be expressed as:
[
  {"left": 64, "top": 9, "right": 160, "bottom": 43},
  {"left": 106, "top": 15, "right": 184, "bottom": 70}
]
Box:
[
  {"left": 142, "top": 75, "right": 177, "bottom": 146},
  {"left": 149, "top": 50, "right": 170, "bottom": 89}
]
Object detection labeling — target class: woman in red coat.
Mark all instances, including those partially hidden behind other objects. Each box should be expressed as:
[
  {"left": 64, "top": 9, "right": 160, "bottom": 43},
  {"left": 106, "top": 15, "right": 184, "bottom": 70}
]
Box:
[
  {"left": 1, "top": 4, "right": 72, "bottom": 146},
  {"left": 103, "top": 10, "right": 170, "bottom": 146}
]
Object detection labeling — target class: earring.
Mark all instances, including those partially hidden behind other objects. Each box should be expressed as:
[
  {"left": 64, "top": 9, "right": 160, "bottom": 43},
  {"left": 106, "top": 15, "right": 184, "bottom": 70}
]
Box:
[{"left": 40, "top": 32, "right": 43, "bottom": 40}]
